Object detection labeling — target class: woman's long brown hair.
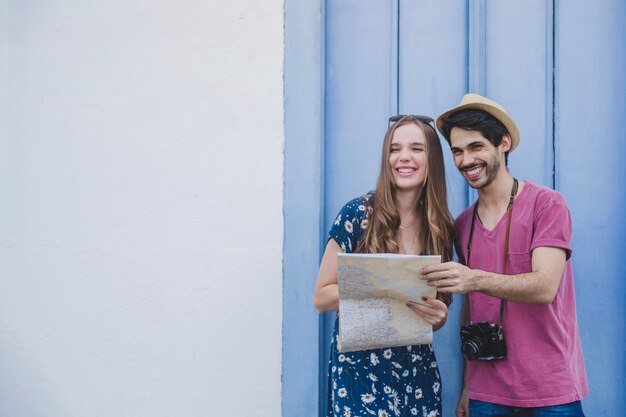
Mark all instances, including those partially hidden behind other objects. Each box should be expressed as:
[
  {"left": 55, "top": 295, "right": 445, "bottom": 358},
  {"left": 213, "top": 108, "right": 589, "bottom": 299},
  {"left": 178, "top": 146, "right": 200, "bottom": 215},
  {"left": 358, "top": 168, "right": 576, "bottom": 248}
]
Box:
[{"left": 356, "top": 116, "right": 455, "bottom": 306}]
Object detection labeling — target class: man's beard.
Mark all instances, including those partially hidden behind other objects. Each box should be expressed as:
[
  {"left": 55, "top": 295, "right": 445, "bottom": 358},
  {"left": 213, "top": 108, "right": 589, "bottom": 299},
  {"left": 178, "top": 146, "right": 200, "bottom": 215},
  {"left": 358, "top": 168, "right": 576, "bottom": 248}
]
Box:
[{"left": 468, "top": 157, "right": 500, "bottom": 190}]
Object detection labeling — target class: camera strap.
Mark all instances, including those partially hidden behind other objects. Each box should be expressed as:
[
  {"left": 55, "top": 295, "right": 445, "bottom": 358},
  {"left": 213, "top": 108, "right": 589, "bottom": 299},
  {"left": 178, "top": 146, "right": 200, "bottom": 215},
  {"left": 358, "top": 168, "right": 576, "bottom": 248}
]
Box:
[{"left": 465, "top": 178, "right": 519, "bottom": 325}]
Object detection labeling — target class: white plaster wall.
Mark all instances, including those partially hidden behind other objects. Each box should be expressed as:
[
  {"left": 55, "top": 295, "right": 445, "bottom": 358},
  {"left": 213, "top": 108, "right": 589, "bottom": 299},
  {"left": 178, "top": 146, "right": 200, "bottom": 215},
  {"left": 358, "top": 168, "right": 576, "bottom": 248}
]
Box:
[{"left": 0, "top": 1, "right": 283, "bottom": 416}]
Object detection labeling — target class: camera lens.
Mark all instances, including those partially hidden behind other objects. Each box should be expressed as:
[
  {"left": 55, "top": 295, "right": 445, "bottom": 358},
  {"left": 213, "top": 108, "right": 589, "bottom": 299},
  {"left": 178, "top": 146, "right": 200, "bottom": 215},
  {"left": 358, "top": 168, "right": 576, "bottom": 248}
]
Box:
[{"left": 462, "top": 338, "right": 484, "bottom": 361}]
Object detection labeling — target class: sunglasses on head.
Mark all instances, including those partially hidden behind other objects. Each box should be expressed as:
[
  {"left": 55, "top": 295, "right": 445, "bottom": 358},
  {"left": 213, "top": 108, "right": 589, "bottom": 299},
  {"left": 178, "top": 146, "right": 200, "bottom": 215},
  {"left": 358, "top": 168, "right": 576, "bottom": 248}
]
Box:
[{"left": 388, "top": 114, "right": 435, "bottom": 128}]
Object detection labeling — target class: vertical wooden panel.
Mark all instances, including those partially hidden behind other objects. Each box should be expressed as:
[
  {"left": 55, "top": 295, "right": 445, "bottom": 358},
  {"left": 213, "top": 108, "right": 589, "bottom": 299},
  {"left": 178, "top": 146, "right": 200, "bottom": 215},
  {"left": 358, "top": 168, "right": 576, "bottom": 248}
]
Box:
[
  {"left": 398, "top": 2, "right": 467, "bottom": 415},
  {"left": 399, "top": 0, "right": 468, "bottom": 215},
  {"left": 324, "top": 1, "right": 399, "bottom": 214},
  {"left": 556, "top": 0, "right": 626, "bottom": 413},
  {"left": 283, "top": 1, "right": 324, "bottom": 415},
  {"left": 322, "top": 2, "right": 398, "bottom": 415},
  {"left": 469, "top": 0, "right": 487, "bottom": 96},
  {"left": 484, "top": 0, "right": 554, "bottom": 187},
  {"left": 466, "top": 0, "right": 486, "bottom": 205}
]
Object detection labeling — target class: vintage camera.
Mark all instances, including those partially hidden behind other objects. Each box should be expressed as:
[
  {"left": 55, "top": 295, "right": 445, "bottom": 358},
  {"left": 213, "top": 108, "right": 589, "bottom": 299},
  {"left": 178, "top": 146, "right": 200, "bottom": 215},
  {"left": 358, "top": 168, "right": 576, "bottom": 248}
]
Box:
[{"left": 460, "top": 322, "right": 506, "bottom": 361}]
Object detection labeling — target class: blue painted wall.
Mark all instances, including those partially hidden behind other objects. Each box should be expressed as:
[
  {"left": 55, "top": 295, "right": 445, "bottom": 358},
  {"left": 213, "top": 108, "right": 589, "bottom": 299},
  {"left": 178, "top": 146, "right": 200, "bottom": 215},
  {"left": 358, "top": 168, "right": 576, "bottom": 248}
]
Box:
[
  {"left": 556, "top": 0, "right": 626, "bottom": 408},
  {"left": 284, "top": 1, "right": 626, "bottom": 416},
  {"left": 283, "top": 1, "right": 324, "bottom": 416}
]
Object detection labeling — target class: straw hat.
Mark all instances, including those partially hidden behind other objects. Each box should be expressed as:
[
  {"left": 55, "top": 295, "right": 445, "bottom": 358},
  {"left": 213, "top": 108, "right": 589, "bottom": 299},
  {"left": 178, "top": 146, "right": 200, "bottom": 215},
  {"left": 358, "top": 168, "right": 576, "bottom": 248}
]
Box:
[{"left": 436, "top": 93, "right": 520, "bottom": 151}]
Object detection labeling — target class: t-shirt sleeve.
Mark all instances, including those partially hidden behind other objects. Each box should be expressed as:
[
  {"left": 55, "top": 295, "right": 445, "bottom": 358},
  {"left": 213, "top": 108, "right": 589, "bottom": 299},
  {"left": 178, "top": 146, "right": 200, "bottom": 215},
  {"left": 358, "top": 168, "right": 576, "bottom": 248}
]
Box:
[
  {"left": 328, "top": 196, "right": 369, "bottom": 254},
  {"left": 530, "top": 192, "right": 573, "bottom": 260}
]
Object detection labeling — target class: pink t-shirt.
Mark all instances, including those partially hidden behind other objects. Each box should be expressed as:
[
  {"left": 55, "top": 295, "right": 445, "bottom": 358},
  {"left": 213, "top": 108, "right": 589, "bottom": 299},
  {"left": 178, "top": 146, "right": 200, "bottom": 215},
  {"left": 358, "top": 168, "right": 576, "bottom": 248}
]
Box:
[{"left": 455, "top": 181, "right": 589, "bottom": 407}]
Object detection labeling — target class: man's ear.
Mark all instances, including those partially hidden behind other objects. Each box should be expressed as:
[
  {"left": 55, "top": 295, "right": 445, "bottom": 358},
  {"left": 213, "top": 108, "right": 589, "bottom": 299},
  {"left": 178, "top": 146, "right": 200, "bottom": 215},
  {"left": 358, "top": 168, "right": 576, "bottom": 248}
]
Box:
[{"left": 499, "top": 134, "right": 512, "bottom": 153}]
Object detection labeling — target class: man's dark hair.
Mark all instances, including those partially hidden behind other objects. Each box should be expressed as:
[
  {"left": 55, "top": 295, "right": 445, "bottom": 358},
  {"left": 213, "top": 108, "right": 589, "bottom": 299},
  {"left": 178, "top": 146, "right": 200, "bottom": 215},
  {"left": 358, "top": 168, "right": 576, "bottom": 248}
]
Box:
[{"left": 439, "top": 109, "right": 510, "bottom": 165}]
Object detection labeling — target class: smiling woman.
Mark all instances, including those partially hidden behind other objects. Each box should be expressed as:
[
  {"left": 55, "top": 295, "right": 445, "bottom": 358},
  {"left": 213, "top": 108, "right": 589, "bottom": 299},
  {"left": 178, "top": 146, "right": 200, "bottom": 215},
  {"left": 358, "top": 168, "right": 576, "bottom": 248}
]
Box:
[
  {"left": 389, "top": 123, "right": 428, "bottom": 193},
  {"left": 312, "top": 115, "right": 455, "bottom": 417}
]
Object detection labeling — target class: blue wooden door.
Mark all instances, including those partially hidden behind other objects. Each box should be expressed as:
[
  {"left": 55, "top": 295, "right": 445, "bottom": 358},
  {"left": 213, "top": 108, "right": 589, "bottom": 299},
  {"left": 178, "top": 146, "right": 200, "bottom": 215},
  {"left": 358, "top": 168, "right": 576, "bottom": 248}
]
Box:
[{"left": 321, "top": 1, "right": 626, "bottom": 415}]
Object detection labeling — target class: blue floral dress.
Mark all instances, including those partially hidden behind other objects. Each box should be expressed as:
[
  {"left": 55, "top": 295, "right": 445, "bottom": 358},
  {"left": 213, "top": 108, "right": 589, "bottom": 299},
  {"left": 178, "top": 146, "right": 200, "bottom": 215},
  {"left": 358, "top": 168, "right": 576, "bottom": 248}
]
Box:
[{"left": 327, "top": 194, "right": 442, "bottom": 417}]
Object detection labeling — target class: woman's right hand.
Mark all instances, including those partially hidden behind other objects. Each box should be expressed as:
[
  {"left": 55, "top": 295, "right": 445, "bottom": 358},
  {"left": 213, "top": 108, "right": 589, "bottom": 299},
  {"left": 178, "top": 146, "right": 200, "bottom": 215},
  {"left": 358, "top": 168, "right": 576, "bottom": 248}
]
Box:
[
  {"left": 406, "top": 296, "right": 449, "bottom": 330},
  {"left": 312, "top": 239, "right": 342, "bottom": 312}
]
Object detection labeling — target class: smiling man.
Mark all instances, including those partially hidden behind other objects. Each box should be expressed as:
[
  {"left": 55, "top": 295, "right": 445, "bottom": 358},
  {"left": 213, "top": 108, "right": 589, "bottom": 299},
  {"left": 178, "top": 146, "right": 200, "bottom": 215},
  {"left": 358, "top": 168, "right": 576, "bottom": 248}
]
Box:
[{"left": 422, "top": 94, "right": 588, "bottom": 417}]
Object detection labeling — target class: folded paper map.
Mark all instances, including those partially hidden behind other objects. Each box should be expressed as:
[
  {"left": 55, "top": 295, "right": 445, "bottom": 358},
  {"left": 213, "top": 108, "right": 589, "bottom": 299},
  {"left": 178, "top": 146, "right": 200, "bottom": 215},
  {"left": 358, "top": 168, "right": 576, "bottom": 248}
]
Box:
[{"left": 337, "top": 253, "right": 441, "bottom": 352}]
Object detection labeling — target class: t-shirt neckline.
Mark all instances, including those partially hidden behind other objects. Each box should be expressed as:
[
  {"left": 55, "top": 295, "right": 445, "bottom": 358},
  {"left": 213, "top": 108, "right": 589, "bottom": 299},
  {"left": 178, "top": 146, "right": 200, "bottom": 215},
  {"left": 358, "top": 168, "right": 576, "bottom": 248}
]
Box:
[{"left": 472, "top": 180, "right": 531, "bottom": 236}]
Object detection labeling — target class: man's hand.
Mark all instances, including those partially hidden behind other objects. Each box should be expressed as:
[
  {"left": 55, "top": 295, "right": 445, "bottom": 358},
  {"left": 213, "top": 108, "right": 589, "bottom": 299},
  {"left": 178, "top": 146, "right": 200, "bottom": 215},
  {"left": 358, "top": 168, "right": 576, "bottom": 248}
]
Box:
[
  {"left": 421, "top": 262, "right": 478, "bottom": 294},
  {"left": 423, "top": 248, "right": 566, "bottom": 303}
]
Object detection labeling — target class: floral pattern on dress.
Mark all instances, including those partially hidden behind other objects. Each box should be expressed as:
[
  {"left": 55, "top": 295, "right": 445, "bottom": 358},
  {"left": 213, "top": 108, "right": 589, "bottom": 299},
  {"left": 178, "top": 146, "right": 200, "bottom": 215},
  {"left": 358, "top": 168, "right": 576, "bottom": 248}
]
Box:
[{"left": 327, "top": 194, "right": 442, "bottom": 417}]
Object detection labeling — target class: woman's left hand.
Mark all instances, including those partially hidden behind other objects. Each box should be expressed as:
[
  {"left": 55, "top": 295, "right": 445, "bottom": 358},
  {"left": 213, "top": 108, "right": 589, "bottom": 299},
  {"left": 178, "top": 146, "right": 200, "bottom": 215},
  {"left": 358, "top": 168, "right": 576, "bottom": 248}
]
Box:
[{"left": 406, "top": 296, "right": 448, "bottom": 331}]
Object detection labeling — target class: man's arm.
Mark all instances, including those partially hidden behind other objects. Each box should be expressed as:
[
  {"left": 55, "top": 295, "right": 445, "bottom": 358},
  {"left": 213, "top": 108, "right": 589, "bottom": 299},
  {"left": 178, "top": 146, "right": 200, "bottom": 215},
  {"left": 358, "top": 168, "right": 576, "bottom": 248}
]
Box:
[{"left": 421, "top": 246, "right": 566, "bottom": 304}]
